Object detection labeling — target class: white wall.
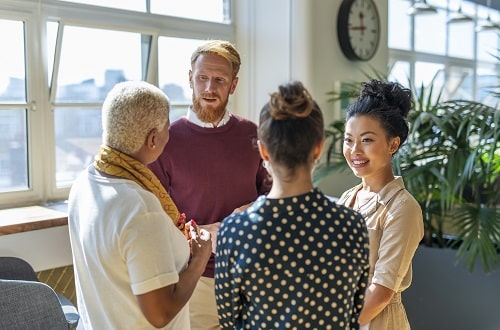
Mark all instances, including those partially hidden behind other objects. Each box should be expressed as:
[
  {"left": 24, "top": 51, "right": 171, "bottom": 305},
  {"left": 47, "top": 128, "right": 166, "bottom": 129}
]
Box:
[
  {"left": 0, "top": 226, "right": 73, "bottom": 272},
  {"left": 234, "top": 0, "right": 293, "bottom": 123},
  {"left": 234, "top": 0, "right": 389, "bottom": 197}
]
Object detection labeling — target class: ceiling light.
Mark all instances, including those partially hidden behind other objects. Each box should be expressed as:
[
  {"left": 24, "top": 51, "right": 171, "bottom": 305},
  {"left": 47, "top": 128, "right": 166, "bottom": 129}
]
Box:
[
  {"left": 407, "top": 0, "right": 438, "bottom": 16},
  {"left": 476, "top": 0, "right": 500, "bottom": 32},
  {"left": 476, "top": 15, "right": 500, "bottom": 32},
  {"left": 447, "top": 6, "right": 473, "bottom": 24}
]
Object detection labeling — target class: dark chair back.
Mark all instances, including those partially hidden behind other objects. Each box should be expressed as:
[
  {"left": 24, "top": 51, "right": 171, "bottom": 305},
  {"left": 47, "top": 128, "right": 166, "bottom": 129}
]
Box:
[
  {"left": 0, "top": 256, "right": 39, "bottom": 281},
  {"left": 0, "top": 256, "right": 79, "bottom": 329},
  {"left": 0, "top": 279, "right": 69, "bottom": 330}
]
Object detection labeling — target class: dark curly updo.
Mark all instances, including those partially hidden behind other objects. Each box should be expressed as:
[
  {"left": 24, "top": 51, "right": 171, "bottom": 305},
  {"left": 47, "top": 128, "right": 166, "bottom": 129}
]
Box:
[
  {"left": 258, "top": 81, "right": 324, "bottom": 171},
  {"left": 346, "top": 79, "right": 413, "bottom": 147}
]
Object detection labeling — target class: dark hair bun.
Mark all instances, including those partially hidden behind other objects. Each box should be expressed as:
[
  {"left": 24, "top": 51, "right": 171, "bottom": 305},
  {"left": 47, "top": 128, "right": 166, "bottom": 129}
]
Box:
[
  {"left": 269, "top": 81, "right": 314, "bottom": 120},
  {"left": 359, "top": 79, "right": 412, "bottom": 118}
]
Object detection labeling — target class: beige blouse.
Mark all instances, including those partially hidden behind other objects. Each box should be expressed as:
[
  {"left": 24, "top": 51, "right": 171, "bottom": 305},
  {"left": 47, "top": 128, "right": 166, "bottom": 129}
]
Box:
[{"left": 338, "top": 177, "right": 424, "bottom": 329}]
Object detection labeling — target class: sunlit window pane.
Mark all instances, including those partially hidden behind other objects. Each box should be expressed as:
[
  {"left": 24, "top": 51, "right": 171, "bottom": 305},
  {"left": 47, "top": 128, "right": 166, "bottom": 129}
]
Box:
[
  {"left": 151, "top": 0, "right": 229, "bottom": 23},
  {"left": 414, "top": 9, "right": 447, "bottom": 55},
  {"left": 59, "top": 0, "right": 229, "bottom": 23},
  {"left": 0, "top": 109, "right": 28, "bottom": 192},
  {"left": 476, "top": 65, "right": 499, "bottom": 107},
  {"left": 388, "top": 0, "right": 411, "bottom": 50},
  {"left": 55, "top": 108, "right": 102, "bottom": 187},
  {"left": 477, "top": 30, "right": 500, "bottom": 62},
  {"left": 476, "top": 6, "right": 500, "bottom": 62},
  {"left": 415, "top": 61, "right": 445, "bottom": 102},
  {"left": 58, "top": 0, "right": 145, "bottom": 12},
  {"left": 0, "top": 19, "right": 29, "bottom": 193},
  {"left": 448, "top": 22, "right": 474, "bottom": 58},
  {"left": 56, "top": 26, "right": 143, "bottom": 103},
  {"left": 0, "top": 19, "right": 26, "bottom": 103},
  {"left": 47, "top": 21, "right": 59, "bottom": 86},
  {"left": 158, "top": 37, "right": 205, "bottom": 121},
  {"left": 388, "top": 61, "right": 410, "bottom": 86},
  {"left": 432, "top": 67, "right": 473, "bottom": 100},
  {"left": 415, "top": 62, "right": 444, "bottom": 87}
]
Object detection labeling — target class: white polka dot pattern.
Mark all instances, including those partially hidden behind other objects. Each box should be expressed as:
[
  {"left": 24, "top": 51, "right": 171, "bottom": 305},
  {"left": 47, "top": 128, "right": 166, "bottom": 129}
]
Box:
[{"left": 215, "top": 188, "right": 369, "bottom": 329}]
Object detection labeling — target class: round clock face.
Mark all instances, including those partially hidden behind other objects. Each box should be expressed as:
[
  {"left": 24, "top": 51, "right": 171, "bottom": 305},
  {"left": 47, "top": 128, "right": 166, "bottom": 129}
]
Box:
[{"left": 337, "top": 0, "right": 380, "bottom": 61}]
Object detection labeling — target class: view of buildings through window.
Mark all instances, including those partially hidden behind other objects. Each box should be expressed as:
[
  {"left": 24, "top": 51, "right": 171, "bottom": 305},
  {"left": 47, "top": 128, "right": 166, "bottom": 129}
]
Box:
[
  {"left": 0, "top": 0, "right": 498, "bottom": 208},
  {"left": 0, "top": 19, "right": 28, "bottom": 192},
  {"left": 0, "top": 0, "right": 229, "bottom": 206}
]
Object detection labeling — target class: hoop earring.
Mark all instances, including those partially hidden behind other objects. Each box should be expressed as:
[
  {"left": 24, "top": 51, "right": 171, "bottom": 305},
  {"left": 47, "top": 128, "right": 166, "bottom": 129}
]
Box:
[{"left": 262, "top": 160, "right": 269, "bottom": 169}]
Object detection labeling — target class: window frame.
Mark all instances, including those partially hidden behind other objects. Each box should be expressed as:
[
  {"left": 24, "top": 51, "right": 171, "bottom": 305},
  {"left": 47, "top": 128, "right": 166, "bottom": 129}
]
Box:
[
  {"left": 0, "top": 0, "right": 234, "bottom": 208},
  {"left": 388, "top": 0, "right": 500, "bottom": 103}
]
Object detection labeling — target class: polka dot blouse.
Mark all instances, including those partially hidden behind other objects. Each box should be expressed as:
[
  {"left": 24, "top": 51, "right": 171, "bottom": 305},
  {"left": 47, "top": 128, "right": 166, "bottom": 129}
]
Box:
[{"left": 215, "top": 188, "right": 369, "bottom": 329}]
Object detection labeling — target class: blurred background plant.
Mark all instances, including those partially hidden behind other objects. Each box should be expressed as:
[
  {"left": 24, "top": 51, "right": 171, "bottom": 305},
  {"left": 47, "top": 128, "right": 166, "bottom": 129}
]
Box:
[{"left": 315, "top": 69, "right": 500, "bottom": 273}]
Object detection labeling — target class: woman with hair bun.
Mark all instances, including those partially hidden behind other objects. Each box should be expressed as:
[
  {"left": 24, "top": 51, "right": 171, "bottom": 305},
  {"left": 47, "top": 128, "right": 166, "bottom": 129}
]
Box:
[
  {"left": 214, "top": 81, "right": 370, "bottom": 329},
  {"left": 337, "top": 79, "right": 424, "bottom": 330}
]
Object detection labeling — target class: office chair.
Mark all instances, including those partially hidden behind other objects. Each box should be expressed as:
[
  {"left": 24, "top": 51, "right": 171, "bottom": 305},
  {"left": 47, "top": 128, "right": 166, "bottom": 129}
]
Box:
[
  {"left": 0, "top": 279, "right": 69, "bottom": 329},
  {"left": 0, "top": 256, "right": 79, "bottom": 329}
]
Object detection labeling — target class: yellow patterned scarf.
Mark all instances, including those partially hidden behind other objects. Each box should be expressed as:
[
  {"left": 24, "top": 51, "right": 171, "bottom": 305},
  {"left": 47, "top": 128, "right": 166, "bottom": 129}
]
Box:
[{"left": 93, "top": 145, "right": 183, "bottom": 228}]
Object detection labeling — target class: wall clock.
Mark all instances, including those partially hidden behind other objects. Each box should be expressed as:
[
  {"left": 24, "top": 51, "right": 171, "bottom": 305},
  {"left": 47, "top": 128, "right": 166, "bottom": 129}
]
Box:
[{"left": 337, "top": 0, "right": 380, "bottom": 61}]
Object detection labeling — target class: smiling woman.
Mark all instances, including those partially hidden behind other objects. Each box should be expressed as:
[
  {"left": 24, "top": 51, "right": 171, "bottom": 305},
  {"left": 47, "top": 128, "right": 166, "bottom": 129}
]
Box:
[{"left": 337, "top": 79, "right": 424, "bottom": 330}]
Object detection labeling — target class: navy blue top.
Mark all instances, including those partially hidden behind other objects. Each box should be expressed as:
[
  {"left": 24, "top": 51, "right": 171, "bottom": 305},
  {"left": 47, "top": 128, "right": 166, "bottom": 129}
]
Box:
[{"left": 215, "top": 188, "right": 369, "bottom": 329}]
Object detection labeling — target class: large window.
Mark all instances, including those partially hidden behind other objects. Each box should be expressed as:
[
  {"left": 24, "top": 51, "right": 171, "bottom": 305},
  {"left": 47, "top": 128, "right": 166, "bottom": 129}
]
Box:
[
  {"left": 0, "top": 0, "right": 232, "bottom": 208},
  {"left": 158, "top": 37, "right": 209, "bottom": 121},
  {"left": 51, "top": 25, "right": 144, "bottom": 187},
  {"left": 60, "top": 0, "right": 230, "bottom": 23},
  {"left": 0, "top": 19, "right": 29, "bottom": 193},
  {"left": 388, "top": 0, "right": 499, "bottom": 106}
]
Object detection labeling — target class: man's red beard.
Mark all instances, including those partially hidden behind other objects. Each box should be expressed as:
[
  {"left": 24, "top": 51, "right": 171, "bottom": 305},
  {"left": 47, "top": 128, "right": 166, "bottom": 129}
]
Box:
[{"left": 192, "top": 93, "right": 228, "bottom": 124}]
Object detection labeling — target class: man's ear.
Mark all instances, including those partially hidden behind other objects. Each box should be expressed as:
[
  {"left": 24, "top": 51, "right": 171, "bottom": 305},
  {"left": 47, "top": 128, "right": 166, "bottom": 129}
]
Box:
[
  {"left": 189, "top": 70, "right": 194, "bottom": 89},
  {"left": 229, "top": 77, "right": 239, "bottom": 95}
]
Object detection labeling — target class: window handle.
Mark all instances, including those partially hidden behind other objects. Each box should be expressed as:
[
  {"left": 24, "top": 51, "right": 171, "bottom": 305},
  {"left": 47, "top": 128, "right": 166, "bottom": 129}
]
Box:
[{"left": 29, "top": 100, "right": 36, "bottom": 111}]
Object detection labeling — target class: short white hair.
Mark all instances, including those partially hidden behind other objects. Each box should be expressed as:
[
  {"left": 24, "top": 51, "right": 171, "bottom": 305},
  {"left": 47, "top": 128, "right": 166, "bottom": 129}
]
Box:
[{"left": 102, "top": 81, "right": 169, "bottom": 155}]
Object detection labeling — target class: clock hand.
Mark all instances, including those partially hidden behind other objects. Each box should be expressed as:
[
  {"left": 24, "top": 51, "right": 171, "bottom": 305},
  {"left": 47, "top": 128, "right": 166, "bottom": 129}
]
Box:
[{"left": 359, "top": 11, "right": 365, "bottom": 35}]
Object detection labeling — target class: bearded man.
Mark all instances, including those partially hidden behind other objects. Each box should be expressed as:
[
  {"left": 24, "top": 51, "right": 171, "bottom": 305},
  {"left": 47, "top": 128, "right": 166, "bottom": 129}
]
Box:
[{"left": 149, "top": 40, "right": 271, "bottom": 330}]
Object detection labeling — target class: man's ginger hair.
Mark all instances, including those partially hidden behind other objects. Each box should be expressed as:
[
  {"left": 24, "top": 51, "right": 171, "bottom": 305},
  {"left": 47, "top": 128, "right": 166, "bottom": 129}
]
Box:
[{"left": 191, "top": 40, "right": 241, "bottom": 77}]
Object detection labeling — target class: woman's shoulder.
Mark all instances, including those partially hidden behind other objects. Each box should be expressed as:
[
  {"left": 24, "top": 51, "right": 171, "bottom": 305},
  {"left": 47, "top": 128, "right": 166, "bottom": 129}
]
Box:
[
  {"left": 386, "top": 178, "right": 421, "bottom": 209},
  {"left": 380, "top": 180, "right": 423, "bottom": 228},
  {"left": 221, "top": 196, "right": 263, "bottom": 223},
  {"left": 391, "top": 189, "right": 422, "bottom": 215},
  {"left": 337, "top": 183, "right": 362, "bottom": 205},
  {"left": 313, "top": 188, "right": 365, "bottom": 222}
]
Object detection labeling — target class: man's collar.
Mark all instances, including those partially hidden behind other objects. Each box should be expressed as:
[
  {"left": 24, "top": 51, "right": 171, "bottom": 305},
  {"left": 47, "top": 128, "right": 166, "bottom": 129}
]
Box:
[{"left": 186, "top": 106, "right": 231, "bottom": 128}]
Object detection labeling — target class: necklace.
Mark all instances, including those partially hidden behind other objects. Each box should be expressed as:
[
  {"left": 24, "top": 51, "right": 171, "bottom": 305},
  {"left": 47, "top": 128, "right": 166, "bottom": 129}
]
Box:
[{"left": 354, "top": 190, "right": 377, "bottom": 212}]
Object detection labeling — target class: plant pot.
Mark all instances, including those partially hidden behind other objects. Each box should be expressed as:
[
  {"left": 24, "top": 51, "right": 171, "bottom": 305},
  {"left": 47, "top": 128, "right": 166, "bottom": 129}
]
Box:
[{"left": 403, "top": 245, "right": 500, "bottom": 330}]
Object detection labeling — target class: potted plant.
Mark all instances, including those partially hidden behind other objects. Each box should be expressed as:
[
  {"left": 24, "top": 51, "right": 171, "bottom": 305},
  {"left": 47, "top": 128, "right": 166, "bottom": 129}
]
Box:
[{"left": 315, "top": 77, "right": 500, "bottom": 273}]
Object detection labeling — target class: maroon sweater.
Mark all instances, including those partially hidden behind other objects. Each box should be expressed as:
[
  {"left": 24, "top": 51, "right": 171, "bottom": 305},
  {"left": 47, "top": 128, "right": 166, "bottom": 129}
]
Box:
[{"left": 149, "top": 115, "right": 272, "bottom": 277}]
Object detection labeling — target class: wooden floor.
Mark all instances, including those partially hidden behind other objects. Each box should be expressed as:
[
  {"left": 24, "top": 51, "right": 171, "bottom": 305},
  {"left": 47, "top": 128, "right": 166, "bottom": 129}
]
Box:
[{"left": 37, "top": 265, "right": 77, "bottom": 307}]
